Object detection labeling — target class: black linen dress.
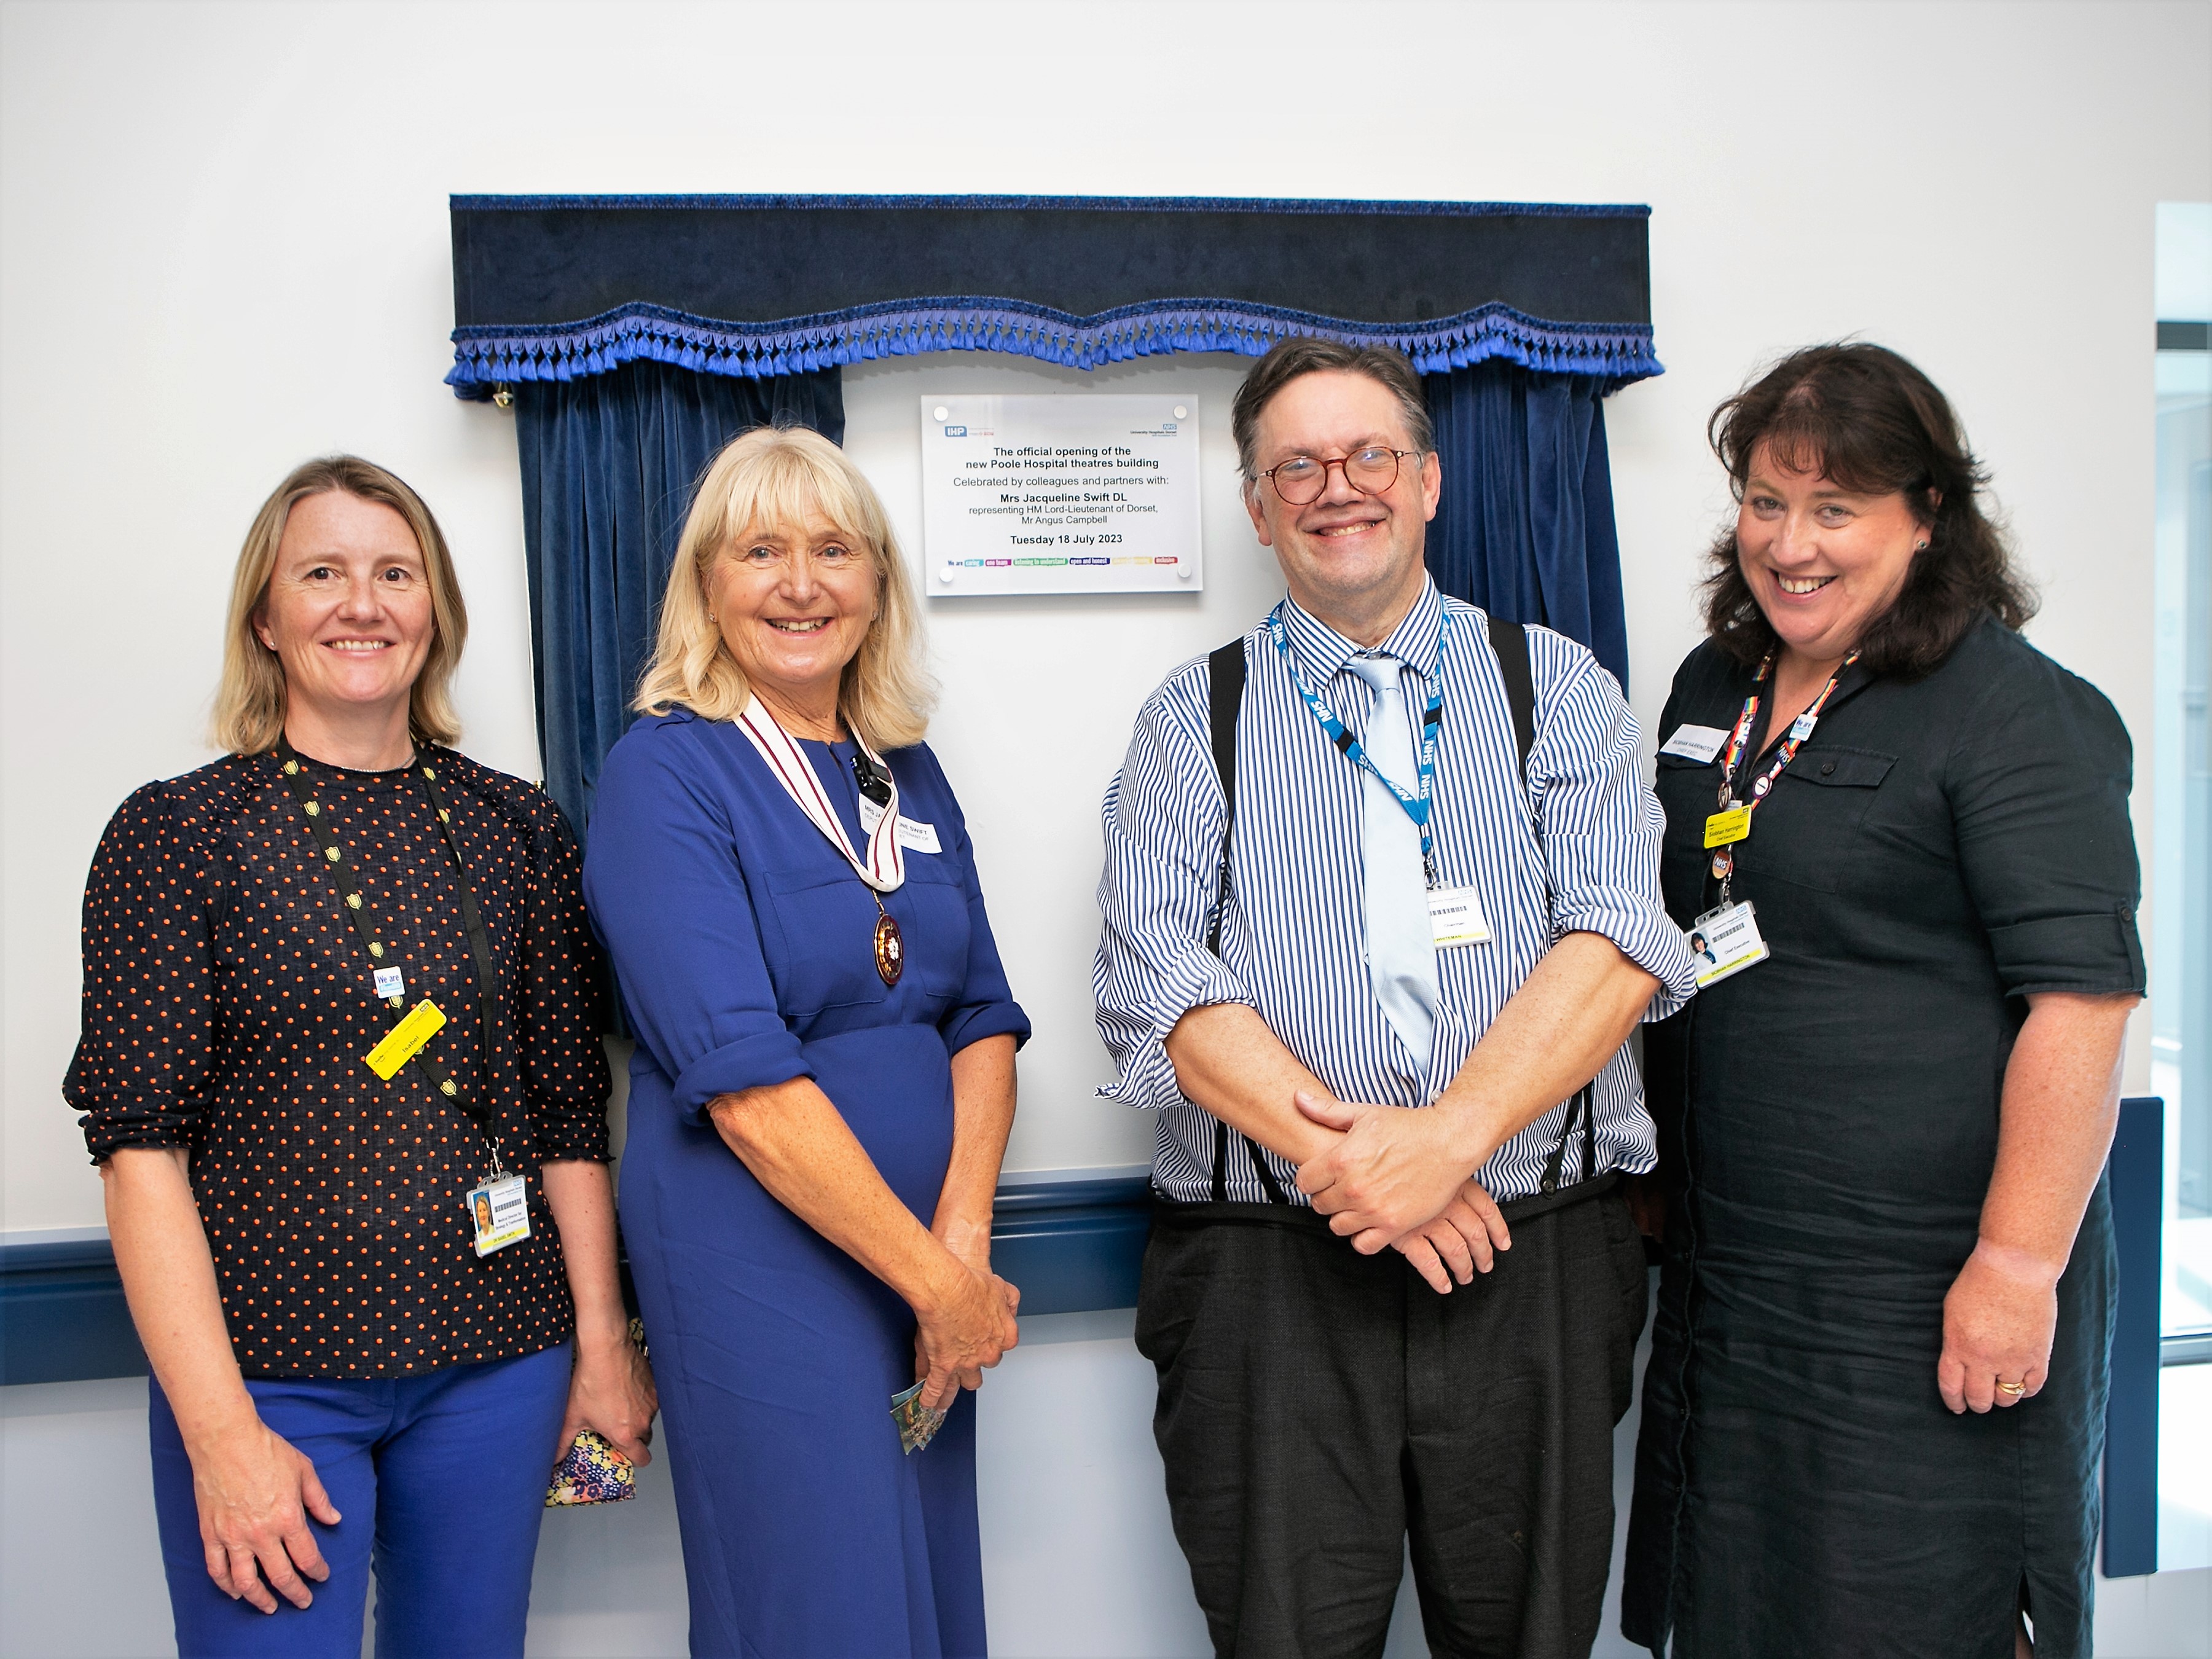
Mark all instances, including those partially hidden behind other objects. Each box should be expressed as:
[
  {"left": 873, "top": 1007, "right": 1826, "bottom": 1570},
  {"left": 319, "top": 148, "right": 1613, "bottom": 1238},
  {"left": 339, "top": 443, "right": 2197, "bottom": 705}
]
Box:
[{"left": 1621, "top": 619, "right": 2144, "bottom": 1659}]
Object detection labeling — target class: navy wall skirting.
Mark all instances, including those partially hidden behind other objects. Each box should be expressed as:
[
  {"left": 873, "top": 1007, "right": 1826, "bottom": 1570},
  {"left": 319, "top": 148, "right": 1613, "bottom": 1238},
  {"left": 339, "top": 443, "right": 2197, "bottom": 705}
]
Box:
[
  {"left": 1, "top": 1107, "right": 2179, "bottom": 1583},
  {"left": 0, "top": 1236, "right": 149, "bottom": 1386},
  {"left": 2103, "top": 1096, "right": 2163, "bottom": 1578},
  {"left": 0, "top": 1175, "right": 1156, "bottom": 1387}
]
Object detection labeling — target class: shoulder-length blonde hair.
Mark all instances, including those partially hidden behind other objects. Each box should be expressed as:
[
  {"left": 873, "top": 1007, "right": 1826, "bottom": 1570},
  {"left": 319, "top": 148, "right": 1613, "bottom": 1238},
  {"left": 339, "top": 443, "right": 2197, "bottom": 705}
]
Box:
[
  {"left": 633, "top": 424, "right": 933, "bottom": 750},
  {"left": 210, "top": 456, "right": 469, "bottom": 755}
]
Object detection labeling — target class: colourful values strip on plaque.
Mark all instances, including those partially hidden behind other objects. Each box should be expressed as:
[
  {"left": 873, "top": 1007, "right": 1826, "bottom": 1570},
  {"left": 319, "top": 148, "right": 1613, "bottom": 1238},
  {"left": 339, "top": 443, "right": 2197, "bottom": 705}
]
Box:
[{"left": 364, "top": 998, "right": 446, "bottom": 1080}]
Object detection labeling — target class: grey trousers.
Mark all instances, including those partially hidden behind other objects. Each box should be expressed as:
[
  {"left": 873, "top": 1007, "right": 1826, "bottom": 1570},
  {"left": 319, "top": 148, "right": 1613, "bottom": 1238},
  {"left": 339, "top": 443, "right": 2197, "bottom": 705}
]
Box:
[{"left": 1134, "top": 1183, "right": 1649, "bottom": 1659}]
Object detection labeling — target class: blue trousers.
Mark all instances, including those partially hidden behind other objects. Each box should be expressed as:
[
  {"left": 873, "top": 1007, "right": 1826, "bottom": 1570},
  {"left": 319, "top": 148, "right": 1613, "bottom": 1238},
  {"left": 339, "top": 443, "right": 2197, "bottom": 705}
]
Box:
[{"left": 149, "top": 1343, "right": 571, "bottom": 1659}]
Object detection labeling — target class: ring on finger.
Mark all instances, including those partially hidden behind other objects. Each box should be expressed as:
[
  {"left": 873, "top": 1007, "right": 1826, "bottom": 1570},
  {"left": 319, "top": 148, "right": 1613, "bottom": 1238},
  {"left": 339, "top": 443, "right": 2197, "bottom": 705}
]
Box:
[{"left": 1995, "top": 1378, "right": 2026, "bottom": 1396}]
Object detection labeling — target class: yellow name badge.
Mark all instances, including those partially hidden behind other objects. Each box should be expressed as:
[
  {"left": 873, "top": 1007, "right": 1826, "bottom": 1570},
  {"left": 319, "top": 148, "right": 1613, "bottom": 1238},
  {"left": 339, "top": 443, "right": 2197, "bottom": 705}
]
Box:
[
  {"left": 365, "top": 998, "right": 445, "bottom": 1081},
  {"left": 1703, "top": 805, "right": 1753, "bottom": 850}
]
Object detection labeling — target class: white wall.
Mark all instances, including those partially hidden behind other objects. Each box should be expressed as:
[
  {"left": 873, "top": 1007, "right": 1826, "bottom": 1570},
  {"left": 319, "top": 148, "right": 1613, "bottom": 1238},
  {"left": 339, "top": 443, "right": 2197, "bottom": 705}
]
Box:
[
  {"left": 3, "top": 4, "right": 2210, "bottom": 1655},
  {"left": 4, "top": 0, "right": 2209, "bottom": 1223}
]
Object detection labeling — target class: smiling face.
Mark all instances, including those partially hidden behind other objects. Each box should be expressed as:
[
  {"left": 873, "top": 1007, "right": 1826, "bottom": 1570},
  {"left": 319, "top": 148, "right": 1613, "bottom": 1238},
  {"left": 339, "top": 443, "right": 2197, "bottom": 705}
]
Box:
[
  {"left": 254, "top": 490, "right": 436, "bottom": 742},
  {"left": 705, "top": 506, "right": 880, "bottom": 732},
  {"left": 1735, "top": 441, "right": 1931, "bottom": 667},
  {"left": 1242, "top": 369, "right": 1440, "bottom": 643}
]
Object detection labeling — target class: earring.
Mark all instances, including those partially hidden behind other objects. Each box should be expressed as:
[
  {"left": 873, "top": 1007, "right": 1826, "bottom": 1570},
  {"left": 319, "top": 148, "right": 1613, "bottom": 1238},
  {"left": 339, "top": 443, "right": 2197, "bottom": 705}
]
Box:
[{"left": 1914, "top": 539, "right": 1929, "bottom": 551}]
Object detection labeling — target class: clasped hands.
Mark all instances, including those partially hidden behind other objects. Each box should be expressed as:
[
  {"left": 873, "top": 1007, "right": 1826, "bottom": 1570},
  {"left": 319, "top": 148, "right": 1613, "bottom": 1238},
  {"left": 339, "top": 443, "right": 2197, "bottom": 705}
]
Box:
[
  {"left": 911, "top": 1215, "right": 1021, "bottom": 1411},
  {"left": 1292, "top": 1091, "right": 1510, "bottom": 1293}
]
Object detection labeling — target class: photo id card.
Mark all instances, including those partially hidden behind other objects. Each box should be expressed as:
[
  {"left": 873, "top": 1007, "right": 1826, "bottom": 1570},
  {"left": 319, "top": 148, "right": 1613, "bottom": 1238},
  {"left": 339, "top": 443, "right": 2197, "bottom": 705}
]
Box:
[
  {"left": 466, "top": 1174, "right": 530, "bottom": 1257},
  {"left": 1687, "top": 901, "right": 1770, "bottom": 989},
  {"left": 1427, "top": 887, "right": 1493, "bottom": 948}
]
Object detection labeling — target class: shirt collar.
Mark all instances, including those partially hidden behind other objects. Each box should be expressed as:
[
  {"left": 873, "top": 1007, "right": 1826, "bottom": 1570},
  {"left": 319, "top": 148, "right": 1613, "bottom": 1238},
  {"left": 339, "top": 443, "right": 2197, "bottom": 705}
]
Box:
[{"left": 1276, "top": 576, "right": 1445, "bottom": 686}]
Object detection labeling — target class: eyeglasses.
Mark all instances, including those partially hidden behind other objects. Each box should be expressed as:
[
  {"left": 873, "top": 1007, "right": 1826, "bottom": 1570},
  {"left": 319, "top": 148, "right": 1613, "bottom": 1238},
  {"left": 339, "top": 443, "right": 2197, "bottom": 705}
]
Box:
[{"left": 1255, "top": 447, "right": 1419, "bottom": 506}]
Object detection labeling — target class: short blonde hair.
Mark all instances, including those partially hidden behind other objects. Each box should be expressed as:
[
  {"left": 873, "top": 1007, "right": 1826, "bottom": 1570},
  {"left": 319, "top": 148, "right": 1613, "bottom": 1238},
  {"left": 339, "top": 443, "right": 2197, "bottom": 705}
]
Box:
[
  {"left": 210, "top": 457, "right": 468, "bottom": 755},
  {"left": 633, "top": 425, "right": 933, "bottom": 751}
]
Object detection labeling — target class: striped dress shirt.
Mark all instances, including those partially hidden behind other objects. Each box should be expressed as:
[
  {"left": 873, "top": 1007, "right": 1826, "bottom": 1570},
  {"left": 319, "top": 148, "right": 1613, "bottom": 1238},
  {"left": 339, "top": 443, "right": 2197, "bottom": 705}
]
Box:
[{"left": 1093, "top": 578, "right": 1698, "bottom": 1206}]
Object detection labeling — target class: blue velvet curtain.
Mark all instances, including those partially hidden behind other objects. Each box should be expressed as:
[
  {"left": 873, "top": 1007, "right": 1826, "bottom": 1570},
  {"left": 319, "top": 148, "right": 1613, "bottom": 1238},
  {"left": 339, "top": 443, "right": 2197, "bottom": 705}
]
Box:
[
  {"left": 1423, "top": 365, "right": 1630, "bottom": 694},
  {"left": 515, "top": 360, "right": 844, "bottom": 832}
]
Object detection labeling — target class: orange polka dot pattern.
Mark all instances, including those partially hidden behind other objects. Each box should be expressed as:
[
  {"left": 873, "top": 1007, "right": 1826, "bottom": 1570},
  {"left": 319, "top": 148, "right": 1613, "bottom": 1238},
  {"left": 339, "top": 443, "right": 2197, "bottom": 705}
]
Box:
[{"left": 65, "top": 748, "right": 613, "bottom": 1379}]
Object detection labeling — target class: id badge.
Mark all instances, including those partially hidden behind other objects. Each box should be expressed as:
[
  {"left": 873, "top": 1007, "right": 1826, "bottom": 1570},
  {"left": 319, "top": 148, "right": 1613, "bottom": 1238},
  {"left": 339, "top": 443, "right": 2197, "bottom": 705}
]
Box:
[
  {"left": 858, "top": 794, "right": 942, "bottom": 853},
  {"left": 1427, "top": 886, "right": 1492, "bottom": 948},
  {"left": 466, "top": 1174, "right": 531, "bottom": 1257},
  {"left": 365, "top": 998, "right": 444, "bottom": 1080},
  {"left": 1703, "top": 804, "right": 1752, "bottom": 849},
  {"left": 1687, "top": 901, "right": 1770, "bottom": 989}
]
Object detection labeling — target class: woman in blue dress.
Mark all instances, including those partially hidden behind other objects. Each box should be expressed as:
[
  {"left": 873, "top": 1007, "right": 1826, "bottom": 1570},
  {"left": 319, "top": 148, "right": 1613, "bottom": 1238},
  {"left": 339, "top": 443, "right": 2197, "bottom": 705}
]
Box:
[{"left": 582, "top": 425, "right": 1029, "bottom": 1658}]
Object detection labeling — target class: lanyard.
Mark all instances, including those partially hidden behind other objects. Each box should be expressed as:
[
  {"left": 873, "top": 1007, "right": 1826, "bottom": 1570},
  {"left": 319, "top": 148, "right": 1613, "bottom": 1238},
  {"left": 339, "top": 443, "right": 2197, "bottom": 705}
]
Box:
[
  {"left": 273, "top": 739, "right": 509, "bottom": 1168},
  {"left": 730, "top": 698, "right": 906, "bottom": 893},
  {"left": 1266, "top": 608, "right": 1448, "bottom": 884},
  {"left": 1708, "top": 649, "right": 1859, "bottom": 894}
]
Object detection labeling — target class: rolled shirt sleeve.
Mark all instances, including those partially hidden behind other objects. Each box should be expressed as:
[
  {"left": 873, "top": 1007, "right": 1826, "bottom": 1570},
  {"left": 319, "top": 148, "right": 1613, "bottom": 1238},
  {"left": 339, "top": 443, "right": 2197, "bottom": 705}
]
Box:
[
  {"left": 1093, "top": 662, "right": 1258, "bottom": 1112},
  {"left": 1949, "top": 655, "right": 2145, "bottom": 998},
  {"left": 1526, "top": 635, "right": 1700, "bottom": 1019},
  {"left": 582, "top": 724, "right": 814, "bottom": 1121},
  {"left": 514, "top": 794, "right": 615, "bottom": 1163},
  {"left": 65, "top": 785, "right": 219, "bottom": 1159}
]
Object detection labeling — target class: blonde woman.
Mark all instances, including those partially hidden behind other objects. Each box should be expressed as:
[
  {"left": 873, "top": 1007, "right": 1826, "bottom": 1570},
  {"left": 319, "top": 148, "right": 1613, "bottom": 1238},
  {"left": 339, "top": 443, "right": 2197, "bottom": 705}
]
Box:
[
  {"left": 582, "top": 423, "right": 1027, "bottom": 1659},
  {"left": 66, "top": 456, "right": 653, "bottom": 1659}
]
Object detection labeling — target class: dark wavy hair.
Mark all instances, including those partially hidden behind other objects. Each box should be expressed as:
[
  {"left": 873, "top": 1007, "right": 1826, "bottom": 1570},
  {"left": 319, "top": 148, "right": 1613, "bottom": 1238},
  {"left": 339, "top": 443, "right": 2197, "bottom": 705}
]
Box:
[{"left": 1700, "top": 342, "right": 2035, "bottom": 677}]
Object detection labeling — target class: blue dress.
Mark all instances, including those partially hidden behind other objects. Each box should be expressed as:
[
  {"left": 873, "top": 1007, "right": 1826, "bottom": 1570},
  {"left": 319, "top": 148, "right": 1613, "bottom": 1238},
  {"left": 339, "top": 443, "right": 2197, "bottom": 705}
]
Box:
[{"left": 582, "top": 707, "right": 1029, "bottom": 1659}]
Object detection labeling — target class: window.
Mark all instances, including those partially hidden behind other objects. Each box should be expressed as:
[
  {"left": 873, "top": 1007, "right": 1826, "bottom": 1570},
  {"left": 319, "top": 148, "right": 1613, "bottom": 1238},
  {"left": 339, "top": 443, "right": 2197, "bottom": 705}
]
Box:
[{"left": 2152, "top": 201, "right": 2212, "bottom": 1349}]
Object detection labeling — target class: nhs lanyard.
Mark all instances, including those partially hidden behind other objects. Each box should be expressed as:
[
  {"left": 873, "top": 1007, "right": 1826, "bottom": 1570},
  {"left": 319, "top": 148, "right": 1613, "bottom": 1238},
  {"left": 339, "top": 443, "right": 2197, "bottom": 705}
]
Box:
[
  {"left": 1266, "top": 608, "right": 1448, "bottom": 883},
  {"left": 1706, "top": 648, "right": 1859, "bottom": 895},
  {"left": 1714, "top": 648, "right": 1860, "bottom": 811}
]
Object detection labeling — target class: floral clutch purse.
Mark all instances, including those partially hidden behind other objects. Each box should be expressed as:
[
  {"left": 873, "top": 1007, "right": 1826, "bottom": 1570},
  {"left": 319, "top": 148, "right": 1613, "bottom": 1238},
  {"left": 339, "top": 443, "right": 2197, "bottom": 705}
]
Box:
[
  {"left": 545, "top": 1316, "right": 648, "bottom": 1507},
  {"left": 546, "top": 1429, "right": 636, "bottom": 1506}
]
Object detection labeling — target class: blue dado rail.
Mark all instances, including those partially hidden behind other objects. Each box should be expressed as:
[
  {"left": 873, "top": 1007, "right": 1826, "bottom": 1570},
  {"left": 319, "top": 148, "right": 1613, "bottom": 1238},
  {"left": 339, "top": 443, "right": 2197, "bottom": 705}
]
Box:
[
  {"left": 0, "top": 1115, "right": 2175, "bottom": 1580},
  {"left": 0, "top": 1174, "right": 1155, "bottom": 1389}
]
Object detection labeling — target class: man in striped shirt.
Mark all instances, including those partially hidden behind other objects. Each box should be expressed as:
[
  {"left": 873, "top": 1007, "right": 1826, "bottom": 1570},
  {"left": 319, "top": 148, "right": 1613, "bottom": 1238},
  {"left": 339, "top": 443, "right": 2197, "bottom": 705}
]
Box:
[{"left": 1094, "top": 339, "right": 1696, "bottom": 1658}]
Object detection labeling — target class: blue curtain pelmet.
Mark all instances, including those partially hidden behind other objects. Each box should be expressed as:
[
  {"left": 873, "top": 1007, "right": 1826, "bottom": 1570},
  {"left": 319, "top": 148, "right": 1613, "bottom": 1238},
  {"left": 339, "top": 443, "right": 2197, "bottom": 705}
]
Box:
[
  {"left": 515, "top": 360, "right": 844, "bottom": 834},
  {"left": 1423, "top": 366, "right": 1631, "bottom": 696}
]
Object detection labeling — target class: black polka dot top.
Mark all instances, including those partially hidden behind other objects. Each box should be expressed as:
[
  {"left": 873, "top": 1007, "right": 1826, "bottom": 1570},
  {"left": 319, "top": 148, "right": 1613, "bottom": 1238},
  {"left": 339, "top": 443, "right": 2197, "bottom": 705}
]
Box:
[{"left": 65, "top": 746, "right": 612, "bottom": 1379}]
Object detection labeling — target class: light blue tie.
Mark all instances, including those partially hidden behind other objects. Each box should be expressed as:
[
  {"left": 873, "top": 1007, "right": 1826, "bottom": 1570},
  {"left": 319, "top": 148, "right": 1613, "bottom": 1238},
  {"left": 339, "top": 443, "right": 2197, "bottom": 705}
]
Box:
[{"left": 1344, "top": 655, "right": 1437, "bottom": 1073}]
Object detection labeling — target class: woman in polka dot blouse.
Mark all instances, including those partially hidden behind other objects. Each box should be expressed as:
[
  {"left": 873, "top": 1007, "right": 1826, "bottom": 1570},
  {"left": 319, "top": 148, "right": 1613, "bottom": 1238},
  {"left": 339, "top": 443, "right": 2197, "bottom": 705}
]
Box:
[{"left": 65, "top": 456, "right": 656, "bottom": 1659}]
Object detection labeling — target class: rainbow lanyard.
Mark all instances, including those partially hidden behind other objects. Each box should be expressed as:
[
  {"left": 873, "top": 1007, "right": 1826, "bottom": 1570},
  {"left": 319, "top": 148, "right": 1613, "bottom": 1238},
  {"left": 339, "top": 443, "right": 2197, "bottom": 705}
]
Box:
[{"left": 1705, "top": 648, "right": 1859, "bottom": 885}]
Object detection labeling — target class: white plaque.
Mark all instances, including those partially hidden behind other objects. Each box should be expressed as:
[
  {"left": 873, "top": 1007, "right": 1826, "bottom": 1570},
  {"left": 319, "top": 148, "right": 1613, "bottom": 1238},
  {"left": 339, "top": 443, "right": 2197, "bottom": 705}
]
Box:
[{"left": 920, "top": 395, "right": 1202, "bottom": 595}]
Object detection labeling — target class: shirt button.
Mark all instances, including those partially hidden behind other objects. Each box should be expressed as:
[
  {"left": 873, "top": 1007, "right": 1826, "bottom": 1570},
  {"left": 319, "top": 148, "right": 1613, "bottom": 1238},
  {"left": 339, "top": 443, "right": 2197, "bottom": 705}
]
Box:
[{"left": 1819, "top": 761, "right": 1836, "bottom": 775}]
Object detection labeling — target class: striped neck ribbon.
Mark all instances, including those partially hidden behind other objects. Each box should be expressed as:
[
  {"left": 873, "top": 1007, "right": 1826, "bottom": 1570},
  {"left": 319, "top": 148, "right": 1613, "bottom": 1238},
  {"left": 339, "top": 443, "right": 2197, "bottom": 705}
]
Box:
[{"left": 732, "top": 698, "right": 906, "bottom": 893}]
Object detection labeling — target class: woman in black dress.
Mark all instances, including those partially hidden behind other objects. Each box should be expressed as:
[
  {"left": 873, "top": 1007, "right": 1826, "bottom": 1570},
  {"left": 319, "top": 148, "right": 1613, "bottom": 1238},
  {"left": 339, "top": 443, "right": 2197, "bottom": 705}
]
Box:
[{"left": 1622, "top": 345, "right": 2143, "bottom": 1659}]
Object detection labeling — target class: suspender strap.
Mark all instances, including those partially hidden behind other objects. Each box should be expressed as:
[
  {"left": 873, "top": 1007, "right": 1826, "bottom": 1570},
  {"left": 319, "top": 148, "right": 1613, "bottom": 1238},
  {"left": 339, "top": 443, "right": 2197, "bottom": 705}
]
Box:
[
  {"left": 1486, "top": 611, "right": 1537, "bottom": 790},
  {"left": 1538, "top": 1084, "right": 1597, "bottom": 1194},
  {"left": 1486, "top": 615, "right": 1600, "bottom": 1190},
  {"left": 1204, "top": 639, "right": 1289, "bottom": 1206},
  {"left": 1204, "top": 640, "right": 1245, "bottom": 956}
]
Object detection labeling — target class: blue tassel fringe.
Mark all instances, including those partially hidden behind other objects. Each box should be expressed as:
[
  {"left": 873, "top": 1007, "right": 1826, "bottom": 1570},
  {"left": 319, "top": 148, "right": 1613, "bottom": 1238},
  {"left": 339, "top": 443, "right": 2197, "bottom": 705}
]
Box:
[{"left": 447, "top": 296, "right": 1662, "bottom": 398}]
